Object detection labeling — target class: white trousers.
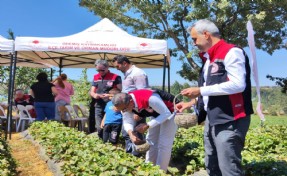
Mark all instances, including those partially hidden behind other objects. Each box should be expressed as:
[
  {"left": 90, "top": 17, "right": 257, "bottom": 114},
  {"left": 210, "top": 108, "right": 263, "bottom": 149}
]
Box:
[{"left": 145, "top": 116, "right": 178, "bottom": 171}]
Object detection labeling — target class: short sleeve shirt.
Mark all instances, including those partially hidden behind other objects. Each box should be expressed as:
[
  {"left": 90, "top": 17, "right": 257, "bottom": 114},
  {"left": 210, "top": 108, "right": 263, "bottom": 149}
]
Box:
[
  {"left": 31, "top": 81, "right": 55, "bottom": 102},
  {"left": 104, "top": 101, "right": 122, "bottom": 125}
]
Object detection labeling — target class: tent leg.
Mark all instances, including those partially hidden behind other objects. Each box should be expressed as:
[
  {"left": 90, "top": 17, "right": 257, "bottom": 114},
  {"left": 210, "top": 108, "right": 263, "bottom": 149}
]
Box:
[
  {"left": 5, "top": 51, "right": 17, "bottom": 140},
  {"left": 50, "top": 68, "right": 53, "bottom": 81},
  {"left": 168, "top": 65, "right": 170, "bottom": 93},
  {"left": 162, "top": 56, "right": 167, "bottom": 91}
]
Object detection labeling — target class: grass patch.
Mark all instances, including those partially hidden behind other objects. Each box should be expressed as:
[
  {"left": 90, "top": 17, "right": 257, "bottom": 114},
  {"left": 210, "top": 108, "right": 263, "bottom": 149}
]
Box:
[{"left": 250, "top": 115, "right": 287, "bottom": 128}]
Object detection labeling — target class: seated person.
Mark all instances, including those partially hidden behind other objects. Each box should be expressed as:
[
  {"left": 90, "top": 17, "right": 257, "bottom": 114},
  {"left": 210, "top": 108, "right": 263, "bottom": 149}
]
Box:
[
  {"left": 14, "top": 89, "right": 36, "bottom": 118},
  {"left": 100, "top": 88, "right": 122, "bottom": 144}
]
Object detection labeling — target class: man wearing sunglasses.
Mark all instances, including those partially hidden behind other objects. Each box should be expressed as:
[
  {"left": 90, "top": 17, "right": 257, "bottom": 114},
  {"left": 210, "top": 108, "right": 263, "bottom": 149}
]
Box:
[{"left": 90, "top": 59, "right": 122, "bottom": 139}]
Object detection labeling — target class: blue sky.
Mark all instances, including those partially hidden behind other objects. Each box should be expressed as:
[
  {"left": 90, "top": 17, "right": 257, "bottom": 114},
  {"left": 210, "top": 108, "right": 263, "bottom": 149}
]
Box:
[{"left": 0, "top": 0, "right": 286, "bottom": 86}]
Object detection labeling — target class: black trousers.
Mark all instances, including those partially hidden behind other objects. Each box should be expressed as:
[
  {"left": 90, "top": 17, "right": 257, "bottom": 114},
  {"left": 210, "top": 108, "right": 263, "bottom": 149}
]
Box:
[{"left": 103, "top": 123, "right": 122, "bottom": 144}]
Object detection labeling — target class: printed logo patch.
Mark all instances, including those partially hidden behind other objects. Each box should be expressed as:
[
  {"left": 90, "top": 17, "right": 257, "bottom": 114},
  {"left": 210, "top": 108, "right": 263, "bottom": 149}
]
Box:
[
  {"left": 210, "top": 62, "right": 219, "bottom": 74},
  {"left": 107, "top": 81, "right": 113, "bottom": 87}
]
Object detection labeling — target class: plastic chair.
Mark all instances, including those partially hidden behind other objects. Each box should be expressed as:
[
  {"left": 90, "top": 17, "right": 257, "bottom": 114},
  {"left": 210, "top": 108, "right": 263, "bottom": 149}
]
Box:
[
  {"left": 16, "top": 105, "right": 35, "bottom": 132},
  {"left": 65, "top": 105, "right": 88, "bottom": 131},
  {"left": 57, "top": 105, "right": 70, "bottom": 126},
  {"left": 0, "top": 105, "right": 19, "bottom": 132},
  {"left": 78, "top": 104, "right": 89, "bottom": 117},
  {"left": 73, "top": 104, "right": 89, "bottom": 118}
]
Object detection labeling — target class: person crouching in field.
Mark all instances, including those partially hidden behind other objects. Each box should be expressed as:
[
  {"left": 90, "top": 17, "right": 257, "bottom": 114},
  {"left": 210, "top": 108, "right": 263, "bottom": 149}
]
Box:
[
  {"left": 100, "top": 88, "right": 123, "bottom": 145},
  {"left": 112, "top": 89, "right": 180, "bottom": 171}
]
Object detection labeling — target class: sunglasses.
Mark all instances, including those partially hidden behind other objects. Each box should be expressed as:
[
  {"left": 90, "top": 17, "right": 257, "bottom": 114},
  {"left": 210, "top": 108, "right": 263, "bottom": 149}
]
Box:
[{"left": 97, "top": 69, "right": 106, "bottom": 72}]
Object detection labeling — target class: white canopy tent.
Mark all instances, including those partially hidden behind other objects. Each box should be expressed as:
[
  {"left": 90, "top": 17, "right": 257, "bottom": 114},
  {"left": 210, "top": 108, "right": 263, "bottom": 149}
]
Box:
[
  {"left": 0, "top": 35, "right": 13, "bottom": 52},
  {"left": 15, "top": 18, "right": 170, "bottom": 69}
]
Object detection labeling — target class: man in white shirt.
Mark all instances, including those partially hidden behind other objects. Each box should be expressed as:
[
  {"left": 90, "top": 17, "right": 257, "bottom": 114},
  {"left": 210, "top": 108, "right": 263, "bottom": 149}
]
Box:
[{"left": 176, "top": 19, "right": 253, "bottom": 176}]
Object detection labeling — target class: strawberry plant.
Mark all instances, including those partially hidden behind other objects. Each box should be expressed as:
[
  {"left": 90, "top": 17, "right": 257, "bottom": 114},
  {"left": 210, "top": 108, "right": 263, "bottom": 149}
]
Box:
[
  {"left": 28, "top": 121, "right": 287, "bottom": 175},
  {"left": 29, "top": 121, "right": 169, "bottom": 175},
  {"left": 0, "top": 129, "right": 17, "bottom": 176},
  {"left": 170, "top": 124, "right": 287, "bottom": 175}
]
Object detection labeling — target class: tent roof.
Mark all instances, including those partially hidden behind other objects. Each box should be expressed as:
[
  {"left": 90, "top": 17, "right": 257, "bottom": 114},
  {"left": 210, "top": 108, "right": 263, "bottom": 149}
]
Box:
[
  {"left": 15, "top": 18, "right": 170, "bottom": 68},
  {"left": 0, "top": 35, "right": 13, "bottom": 52},
  {"left": 0, "top": 35, "right": 50, "bottom": 68}
]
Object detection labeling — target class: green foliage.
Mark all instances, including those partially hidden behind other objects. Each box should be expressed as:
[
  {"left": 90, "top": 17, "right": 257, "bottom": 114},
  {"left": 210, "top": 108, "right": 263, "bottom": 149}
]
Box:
[
  {"left": 0, "top": 66, "right": 52, "bottom": 94},
  {"left": 0, "top": 129, "right": 17, "bottom": 176},
  {"left": 79, "top": 0, "right": 287, "bottom": 81},
  {"left": 171, "top": 119, "right": 287, "bottom": 175},
  {"left": 252, "top": 87, "right": 287, "bottom": 115},
  {"left": 171, "top": 126, "right": 205, "bottom": 175},
  {"left": 71, "top": 69, "right": 91, "bottom": 106},
  {"left": 28, "top": 121, "right": 168, "bottom": 176},
  {"left": 266, "top": 75, "right": 287, "bottom": 94},
  {"left": 242, "top": 125, "right": 287, "bottom": 176}
]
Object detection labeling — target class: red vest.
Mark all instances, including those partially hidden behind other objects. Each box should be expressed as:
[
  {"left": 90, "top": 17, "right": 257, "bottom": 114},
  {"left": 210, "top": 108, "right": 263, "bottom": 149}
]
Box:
[{"left": 129, "top": 89, "right": 175, "bottom": 113}]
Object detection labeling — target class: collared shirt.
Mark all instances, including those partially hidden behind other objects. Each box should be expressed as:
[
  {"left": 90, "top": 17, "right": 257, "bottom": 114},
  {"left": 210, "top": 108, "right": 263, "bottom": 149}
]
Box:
[{"left": 122, "top": 65, "right": 149, "bottom": 93}]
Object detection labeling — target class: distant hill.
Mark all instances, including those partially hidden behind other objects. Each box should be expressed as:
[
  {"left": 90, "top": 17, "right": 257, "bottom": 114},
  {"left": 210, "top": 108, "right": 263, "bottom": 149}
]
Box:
[{"left": 252, "top": 86, "right": 287, "bottom": 115}]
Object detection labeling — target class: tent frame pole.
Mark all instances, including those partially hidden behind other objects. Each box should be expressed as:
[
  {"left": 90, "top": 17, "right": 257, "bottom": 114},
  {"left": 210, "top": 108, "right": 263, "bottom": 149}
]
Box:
[
  {"left": 162, "top": 56, "right": 167, "bottom": 91},
  {"left": 5, "top": 51, "right": 17, "bottom": 140}
]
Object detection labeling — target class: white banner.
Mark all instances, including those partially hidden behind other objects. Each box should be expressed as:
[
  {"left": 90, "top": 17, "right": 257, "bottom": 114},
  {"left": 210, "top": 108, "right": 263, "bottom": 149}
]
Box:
[{"left": 247, "top": 21, "right": 265, "bottom": 122}]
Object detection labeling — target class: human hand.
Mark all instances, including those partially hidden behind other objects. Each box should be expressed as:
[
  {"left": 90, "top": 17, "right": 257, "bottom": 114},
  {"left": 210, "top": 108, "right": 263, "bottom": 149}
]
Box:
[
  {"left": 181, "top": 87, "right": 201, "bottom": 99},
  {"left": 129, "top": 131, "right": 144, "bottom": 145},
  {"left": 100, "top": 120, "right": 104, "bottom": 129},
  {"left": 135, "top": 123, "right": 149, "bottom": 134},
  {"left": 175, "top": 101, "right": 194, "bottom": 113},
  {"left": 133, "top": 114, "right": 142, "bottom": 122},
  {"left": 93, "top": 93, "right": 102, "bottom": 99},
  {"left": 101, "top": 93, "right": 110, "bottom": 98},
  {"left": 101, "top": 93, "right": 111, "bottom": 101}
]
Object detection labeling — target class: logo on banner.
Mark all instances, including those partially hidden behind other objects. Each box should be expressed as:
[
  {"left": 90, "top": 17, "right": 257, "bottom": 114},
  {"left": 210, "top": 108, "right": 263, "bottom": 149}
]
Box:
[
  {"left": 137, "top": 42, "right": 151, "bottom": 50},
  {"left": 31, "top": 39, "right": 43, "bottom": 50},
  {"left": 32, "top": 40, "right": 40, "bottom": 44}
]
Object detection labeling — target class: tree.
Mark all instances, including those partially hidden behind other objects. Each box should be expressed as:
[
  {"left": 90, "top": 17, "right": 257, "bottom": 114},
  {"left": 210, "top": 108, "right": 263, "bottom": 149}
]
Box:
[
  {"left": 0, "top": 30, "right": 53, "bottom": 96},
  {"left": 0, "top": 66, "right": 51, "bottom": 94},
  {"left": 266, "top": 75, "right": 287, "bottom": 94},
  {"left": 170, "top": 81, "right": 183, "bottom": 97},
  {"left": 79, "top": 0, "right": 287, "bottom": 81},
  {"left": 71, "top": 69, "right": 91, "bottom": 106}
]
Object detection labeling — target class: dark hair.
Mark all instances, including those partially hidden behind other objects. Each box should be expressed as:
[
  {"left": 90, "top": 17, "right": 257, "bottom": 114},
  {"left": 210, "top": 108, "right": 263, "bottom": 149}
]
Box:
[
  {"left": 113, "top": 55, "right": 130, "bottom": 64},
  {"left": 108, "top": 88, "right": 121, "bottom": 95},
  {"left": 112, "top": 92, "right": 131, "bottom": 106},
  {"left": 36, "top": 72, "right": 48, "bottom": 82}
]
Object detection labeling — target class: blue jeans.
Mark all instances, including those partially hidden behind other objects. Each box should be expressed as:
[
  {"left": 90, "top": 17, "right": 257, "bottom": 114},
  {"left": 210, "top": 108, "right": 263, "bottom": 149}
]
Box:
[
  {"left": 34, "top": 102, "right": 56, "bottom": 121},
  {"left": 204, "top": 116, "right": 250, "bottom": 176},
  {"left": 55, "top": 100, "right": 69, "bottom": 121}
]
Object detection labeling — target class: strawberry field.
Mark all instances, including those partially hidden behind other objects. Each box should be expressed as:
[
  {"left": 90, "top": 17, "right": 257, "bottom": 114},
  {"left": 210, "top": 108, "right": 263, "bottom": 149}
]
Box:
[{"left": 1, "top": 115, "right": 287, "bottom": 176}]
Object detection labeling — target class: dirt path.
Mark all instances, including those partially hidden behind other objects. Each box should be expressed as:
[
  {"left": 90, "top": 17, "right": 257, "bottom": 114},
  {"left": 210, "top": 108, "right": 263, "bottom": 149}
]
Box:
[{"left": 7, "top": 133, "right": 53, "bottom": 176}]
